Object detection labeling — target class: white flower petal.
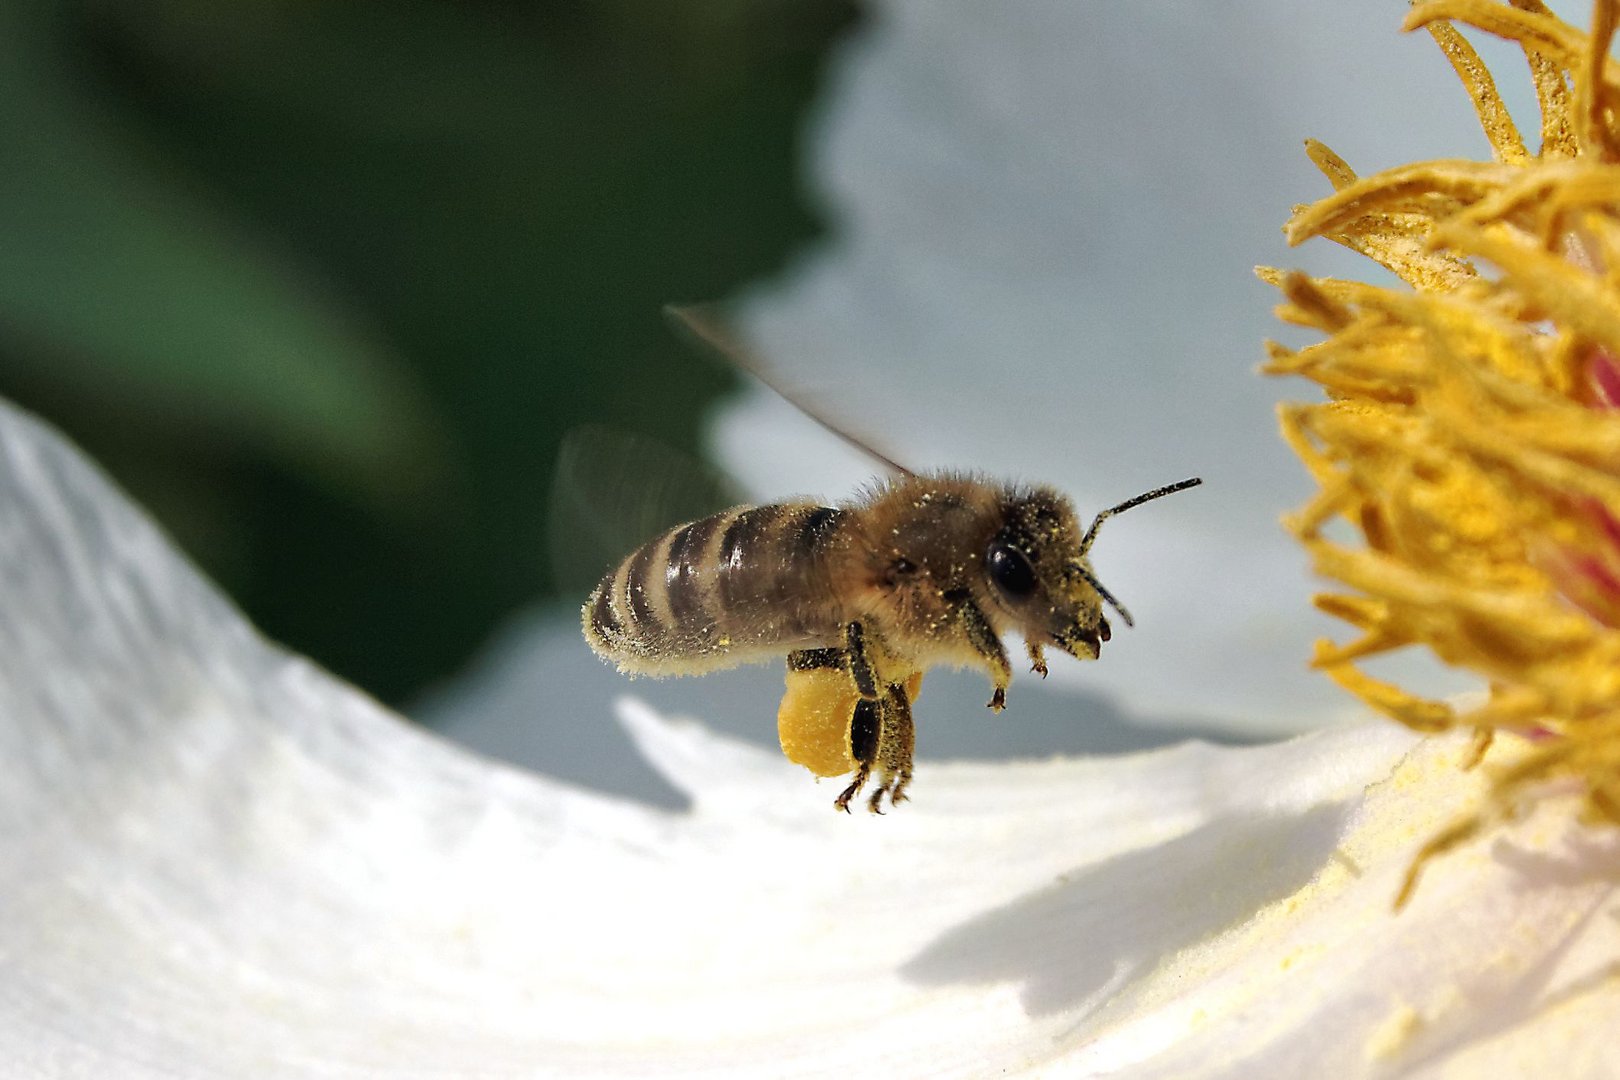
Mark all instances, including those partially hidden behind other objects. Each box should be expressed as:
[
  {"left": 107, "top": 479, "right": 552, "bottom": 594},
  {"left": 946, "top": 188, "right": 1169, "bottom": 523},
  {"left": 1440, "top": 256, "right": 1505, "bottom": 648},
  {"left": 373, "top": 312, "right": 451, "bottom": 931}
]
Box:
[{"left": 2, "top": 398, "right": 1615, "bottom": 1076}]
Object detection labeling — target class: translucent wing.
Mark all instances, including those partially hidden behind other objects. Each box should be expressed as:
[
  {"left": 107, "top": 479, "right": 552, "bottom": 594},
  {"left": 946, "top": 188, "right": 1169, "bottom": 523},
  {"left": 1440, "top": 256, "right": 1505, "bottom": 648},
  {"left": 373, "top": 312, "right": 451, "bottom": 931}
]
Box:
[
  {"left": 663, "top": 303, "right": 917, "bottom": 478},
  {"left": 548, "top": 424, "right": 744, "bottom": 599}
]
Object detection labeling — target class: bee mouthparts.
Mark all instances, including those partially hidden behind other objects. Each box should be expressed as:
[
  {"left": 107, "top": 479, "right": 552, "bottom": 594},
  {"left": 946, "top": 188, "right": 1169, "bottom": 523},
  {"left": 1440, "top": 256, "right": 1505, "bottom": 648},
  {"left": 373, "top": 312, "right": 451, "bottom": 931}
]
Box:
[{"left": 1063, "top": 626, "right": 1103, "bottom": 660}]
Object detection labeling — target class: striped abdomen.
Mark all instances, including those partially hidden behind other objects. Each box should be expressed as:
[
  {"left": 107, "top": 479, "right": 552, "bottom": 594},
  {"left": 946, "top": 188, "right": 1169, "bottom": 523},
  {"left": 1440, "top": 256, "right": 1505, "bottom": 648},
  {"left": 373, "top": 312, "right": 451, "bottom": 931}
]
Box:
[{"left": 583, "top": 502, "right": 848, "bottom": 676}]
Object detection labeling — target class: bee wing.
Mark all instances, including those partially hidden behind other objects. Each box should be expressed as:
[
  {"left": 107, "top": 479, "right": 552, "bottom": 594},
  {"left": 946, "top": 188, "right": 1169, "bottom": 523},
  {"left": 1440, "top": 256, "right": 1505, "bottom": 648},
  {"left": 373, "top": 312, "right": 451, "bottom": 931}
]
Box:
[
  {"left": 664, "top": 303, "right": 917, "bottom": 478},
  {"left": 548, "top": 423, "right": 744, "bottom": 599}
]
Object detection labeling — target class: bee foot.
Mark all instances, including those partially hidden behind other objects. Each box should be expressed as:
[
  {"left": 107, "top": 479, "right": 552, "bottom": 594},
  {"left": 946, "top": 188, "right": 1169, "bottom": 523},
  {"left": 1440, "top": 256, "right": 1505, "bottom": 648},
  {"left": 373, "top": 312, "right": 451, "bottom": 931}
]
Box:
[
  {"left": 835, "top": 762, "right": 872, "bottom": 813},
  {"left": 988, "top": 687, "right": 1007, "bottom": 711},
  {"left": 861, "top": 780, "right": 900, "bottom": 816}
]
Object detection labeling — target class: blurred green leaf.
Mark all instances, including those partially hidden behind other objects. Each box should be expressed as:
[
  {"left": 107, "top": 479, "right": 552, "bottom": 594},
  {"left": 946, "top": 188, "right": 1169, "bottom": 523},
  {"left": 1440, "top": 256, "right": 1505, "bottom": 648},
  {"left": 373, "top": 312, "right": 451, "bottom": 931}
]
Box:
[
  {"left": 0, "top": 4, "right": 447, "bottom": 509},
  {"left": 0, "top": 0, "right": 856, "bottom": 704}
]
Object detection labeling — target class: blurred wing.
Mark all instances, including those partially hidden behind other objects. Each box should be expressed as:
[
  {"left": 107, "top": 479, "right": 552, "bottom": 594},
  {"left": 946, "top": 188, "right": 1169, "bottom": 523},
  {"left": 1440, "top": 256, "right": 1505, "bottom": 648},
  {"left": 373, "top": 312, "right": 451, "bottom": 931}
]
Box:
[
  {"left": 548, "top": 424, "right": 744, "bottom": 599},
  {"left": 663, "top": 303, "right": 916, "bottom": 478}
]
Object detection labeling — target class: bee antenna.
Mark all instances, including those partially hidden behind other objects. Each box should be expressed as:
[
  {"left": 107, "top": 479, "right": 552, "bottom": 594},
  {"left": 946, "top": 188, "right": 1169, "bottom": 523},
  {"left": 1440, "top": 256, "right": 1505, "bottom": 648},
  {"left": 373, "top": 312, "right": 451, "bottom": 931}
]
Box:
[
  {"left": 1079, "top": 477, "right": 1203, "bottom": 557},
  {"left": 1075, "top": 564, "right": 1134, "bottom": 628}
]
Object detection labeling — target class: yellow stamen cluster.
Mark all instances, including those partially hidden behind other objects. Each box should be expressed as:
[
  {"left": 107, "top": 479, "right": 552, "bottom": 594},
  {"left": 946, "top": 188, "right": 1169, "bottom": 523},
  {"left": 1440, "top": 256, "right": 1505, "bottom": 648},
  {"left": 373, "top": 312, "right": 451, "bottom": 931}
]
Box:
[{"left": 1263, "top": 0, "right": 1620, "bottom": 905}]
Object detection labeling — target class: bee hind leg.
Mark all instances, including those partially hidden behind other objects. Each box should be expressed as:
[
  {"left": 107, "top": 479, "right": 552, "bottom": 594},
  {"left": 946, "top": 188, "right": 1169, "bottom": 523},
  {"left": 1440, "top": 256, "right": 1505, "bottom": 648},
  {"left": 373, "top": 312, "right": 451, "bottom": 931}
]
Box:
[
  {"left": 833, "top": 764, "right": 871, "bottom": 813},
  {"left": 843, "top": 621, "right": 881, "bottom": 700},
  {"left": 787, "top": 646, "right": 847, "bottom": 673},
  {"left": 813, "top": 642, "right": 914, "bottom": 813},
  {"left": 834, "top": 696, "right": 881, "bottom": 813},
  {"left": 867, "top": 683, "right": 916, "bottom": 813}
]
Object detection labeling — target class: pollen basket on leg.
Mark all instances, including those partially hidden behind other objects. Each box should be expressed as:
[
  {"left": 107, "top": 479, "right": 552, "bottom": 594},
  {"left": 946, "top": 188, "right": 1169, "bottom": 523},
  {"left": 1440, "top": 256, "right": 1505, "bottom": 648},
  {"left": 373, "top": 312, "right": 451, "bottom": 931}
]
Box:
[{"left": 778, "top": 663, "right": 861, "bottom": 778}]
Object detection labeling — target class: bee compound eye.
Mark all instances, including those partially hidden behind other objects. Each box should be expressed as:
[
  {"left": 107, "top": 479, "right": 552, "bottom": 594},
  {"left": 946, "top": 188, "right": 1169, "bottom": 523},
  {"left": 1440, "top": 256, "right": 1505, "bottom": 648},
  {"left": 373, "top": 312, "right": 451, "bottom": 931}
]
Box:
[{"left": 987, "top": 542, "right": 1037, "bottom": 599}]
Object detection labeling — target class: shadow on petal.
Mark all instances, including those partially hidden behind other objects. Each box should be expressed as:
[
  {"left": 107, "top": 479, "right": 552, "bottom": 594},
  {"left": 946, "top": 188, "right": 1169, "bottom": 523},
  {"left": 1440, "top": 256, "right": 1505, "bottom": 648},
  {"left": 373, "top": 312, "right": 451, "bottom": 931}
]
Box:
[
  {"left": 1491, "top": 831, "right": 1620, "bottom": 893},
  {"left": 1379, "top": 886, "right": 1614, "bottom": 1077},
  {"left": 1370, "top": 831, "right": 1620, "bottom": 1071},
  {"left": 900, "top": 799, "right": 1357, "bottom": 1016}
]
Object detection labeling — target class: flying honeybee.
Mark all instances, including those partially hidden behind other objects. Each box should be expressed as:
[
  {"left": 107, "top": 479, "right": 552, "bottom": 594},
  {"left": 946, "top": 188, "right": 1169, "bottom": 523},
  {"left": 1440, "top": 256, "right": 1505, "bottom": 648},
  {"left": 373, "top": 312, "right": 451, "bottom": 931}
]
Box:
[{"left": 581, "top": 308, "right": 1201, "bottom": 813}]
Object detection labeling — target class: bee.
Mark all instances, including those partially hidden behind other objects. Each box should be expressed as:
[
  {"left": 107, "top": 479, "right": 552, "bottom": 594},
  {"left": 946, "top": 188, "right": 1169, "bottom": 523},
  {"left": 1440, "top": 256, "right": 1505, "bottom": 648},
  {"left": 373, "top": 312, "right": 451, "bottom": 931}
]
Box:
[{"left": 580, "top": 310, "right": 1201, "bottom": 813}]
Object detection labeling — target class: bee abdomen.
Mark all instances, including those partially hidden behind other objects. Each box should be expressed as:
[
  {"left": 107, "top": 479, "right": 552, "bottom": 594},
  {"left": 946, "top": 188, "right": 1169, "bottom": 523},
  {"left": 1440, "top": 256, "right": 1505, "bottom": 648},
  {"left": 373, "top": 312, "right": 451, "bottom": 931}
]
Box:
[
  {"left": 583, "top": 514, "right": 722, "bottom": 664},
  {"left": 583, "top": 501, "right": 846, "bottom": 674}
]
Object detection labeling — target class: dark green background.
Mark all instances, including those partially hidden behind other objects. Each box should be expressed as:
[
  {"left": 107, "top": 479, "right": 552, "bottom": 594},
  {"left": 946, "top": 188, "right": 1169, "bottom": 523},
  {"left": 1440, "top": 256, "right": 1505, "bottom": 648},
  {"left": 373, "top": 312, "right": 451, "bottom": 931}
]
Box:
[{"left": 1, "top": 0, "right": 858, "bottom": 705}]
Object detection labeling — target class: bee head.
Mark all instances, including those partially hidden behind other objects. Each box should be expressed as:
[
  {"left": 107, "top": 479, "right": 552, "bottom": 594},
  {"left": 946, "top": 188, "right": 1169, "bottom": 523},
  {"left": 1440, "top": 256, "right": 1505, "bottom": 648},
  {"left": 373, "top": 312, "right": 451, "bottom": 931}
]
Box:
[
  {"left": 983, "top": 491, "right": 1109, "bottom": 660},
  {"left": 984, "top": 478, "right": 1202, "bottom": 660}
]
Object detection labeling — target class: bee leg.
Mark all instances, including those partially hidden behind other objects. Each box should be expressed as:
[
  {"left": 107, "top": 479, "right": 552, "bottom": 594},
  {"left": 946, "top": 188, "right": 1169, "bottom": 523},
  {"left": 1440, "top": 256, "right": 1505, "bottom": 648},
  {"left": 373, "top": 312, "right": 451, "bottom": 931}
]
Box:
[
  {"left": 834, "top": 696, "right": 880, "bottom": 813},
  {"left": 787, "top": 647, "right": 847, "bottom": 673},
  {"left": 834, "top": 764, "right": 870, "bottom": 814},
  {"left": 869, "top": 683, "right": 915, "bottom": 812},
  {"left": 954, "top": 597, "right": 1012, "bottom": 711},
  {"left": 1027, "top": 641, "right": 1049, "bottom": 678},
  {"left": 843, "top": 621, "right": 881, "bottom": 700}
]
